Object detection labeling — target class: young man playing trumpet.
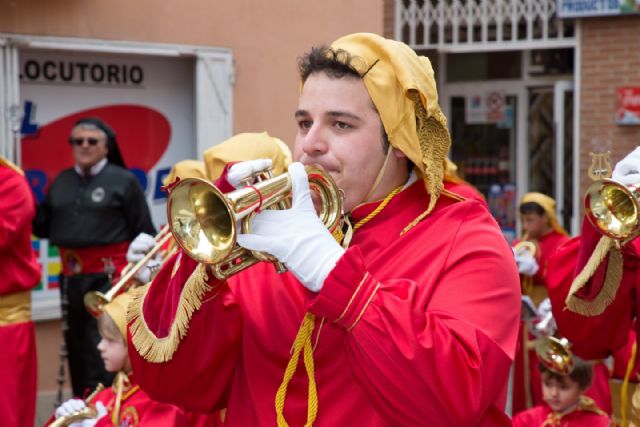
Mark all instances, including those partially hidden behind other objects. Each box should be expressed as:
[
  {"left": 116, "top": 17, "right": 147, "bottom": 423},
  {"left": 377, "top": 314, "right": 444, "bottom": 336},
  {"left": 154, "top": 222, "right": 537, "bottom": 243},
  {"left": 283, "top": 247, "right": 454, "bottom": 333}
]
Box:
[{"left": 127, "top": 33, "right": 520, "bottom": 426}]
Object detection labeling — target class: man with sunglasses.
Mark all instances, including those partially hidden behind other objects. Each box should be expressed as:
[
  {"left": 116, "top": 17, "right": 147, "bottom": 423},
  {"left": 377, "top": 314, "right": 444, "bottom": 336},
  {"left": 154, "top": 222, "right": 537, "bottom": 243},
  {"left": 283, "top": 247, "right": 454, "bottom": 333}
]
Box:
[{"left": 33, "top": 117, "right": 155, "bottom": 398}]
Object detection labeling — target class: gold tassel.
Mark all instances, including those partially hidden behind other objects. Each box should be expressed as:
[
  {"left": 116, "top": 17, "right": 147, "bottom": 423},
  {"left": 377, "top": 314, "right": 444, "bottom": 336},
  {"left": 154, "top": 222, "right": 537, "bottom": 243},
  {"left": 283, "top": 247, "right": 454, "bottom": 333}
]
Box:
[
  {"left": 127, "top": 264, "right": 213, "bottom": 363},
  {"left": 402, "top": 91, "right": 451, "bottom": 235},
  {"left": 565, "top": 236, "right": 623, "bottom": 316}
]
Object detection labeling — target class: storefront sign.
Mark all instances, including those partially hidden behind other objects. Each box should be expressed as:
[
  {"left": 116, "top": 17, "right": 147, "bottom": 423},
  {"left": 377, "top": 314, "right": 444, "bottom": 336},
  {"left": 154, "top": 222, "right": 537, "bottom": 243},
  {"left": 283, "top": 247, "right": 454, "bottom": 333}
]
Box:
[
  {"left": 616, "top": 87, "right": 640, "bottom": 125},
  {"left": 558, "top": 0, "right": 640, "bottom": 18}
]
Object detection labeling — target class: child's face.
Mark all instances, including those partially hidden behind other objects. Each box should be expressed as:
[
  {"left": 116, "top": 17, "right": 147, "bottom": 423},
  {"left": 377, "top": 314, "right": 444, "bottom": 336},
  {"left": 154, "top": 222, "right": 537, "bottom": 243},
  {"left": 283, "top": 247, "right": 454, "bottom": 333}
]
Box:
[
  {"left": 542, "top": 373, "right": 583, "bottom": 413},
  {"left": 521, "top": 212, "right": 550, "bottom": 239},
  {"left": 97, "top": 336, "right": 128, "bottom": 372}
]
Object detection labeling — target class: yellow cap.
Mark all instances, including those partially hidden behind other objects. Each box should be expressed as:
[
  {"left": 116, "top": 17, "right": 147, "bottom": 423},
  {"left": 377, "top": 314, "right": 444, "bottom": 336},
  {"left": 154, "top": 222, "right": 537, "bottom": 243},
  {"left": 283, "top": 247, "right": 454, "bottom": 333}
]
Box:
[
  {"left": 203, "top": 132, "right": 292, "bottom": 180},
  {"left": 329, "top": 33, "right": 451, "bottom": 216},
  {"left": 162, "top": 159, "right": 207, "bottom": 186},
  {"left": 102, "top": 292, "right": 134, "bottom": 340},
  {"left": 521, "top": 192, "right": 568, "bottom": 236}
]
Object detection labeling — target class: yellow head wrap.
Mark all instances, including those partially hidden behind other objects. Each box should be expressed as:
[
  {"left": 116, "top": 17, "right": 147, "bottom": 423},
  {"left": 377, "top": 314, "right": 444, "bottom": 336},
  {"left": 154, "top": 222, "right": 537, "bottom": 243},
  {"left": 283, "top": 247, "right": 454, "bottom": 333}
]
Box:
[
  {"left": 101, "top": 291, "right": 134, "bottom": 340},
  {"left": 162, "top": 160, "right": 207, "bottom": 186},
  {"left": 329, "top": 33, "right": 451, "bottom": 217},
  {"left": 521, "top": 192, "right": 568, "bottom": 236},
  {"left": 203, "top": 132, "right": 292, "bottom": 181}
]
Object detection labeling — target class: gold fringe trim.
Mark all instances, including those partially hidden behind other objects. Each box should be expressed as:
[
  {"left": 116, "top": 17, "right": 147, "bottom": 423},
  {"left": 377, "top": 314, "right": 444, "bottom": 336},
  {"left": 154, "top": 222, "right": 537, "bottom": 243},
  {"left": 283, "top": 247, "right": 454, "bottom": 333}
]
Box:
[
  {"left": 403, "top": 91, "right": 451, "bottom": 235},
  {"left": 127, "top": 264, "right": 212, "bottom": 363},
  {"left": 565, "top": 236, "right": 623, "bottom": 316}
]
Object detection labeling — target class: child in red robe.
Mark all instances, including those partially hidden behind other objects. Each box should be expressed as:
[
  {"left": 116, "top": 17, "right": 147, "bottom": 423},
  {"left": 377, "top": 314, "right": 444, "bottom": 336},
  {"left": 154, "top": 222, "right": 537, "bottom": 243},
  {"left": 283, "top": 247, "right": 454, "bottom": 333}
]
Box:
[
  {"left": 512, "top": 337, "right": 612, "bottom": 426},
  {"left": 48, "top": 291, "right": 194, "bottom": 426}
]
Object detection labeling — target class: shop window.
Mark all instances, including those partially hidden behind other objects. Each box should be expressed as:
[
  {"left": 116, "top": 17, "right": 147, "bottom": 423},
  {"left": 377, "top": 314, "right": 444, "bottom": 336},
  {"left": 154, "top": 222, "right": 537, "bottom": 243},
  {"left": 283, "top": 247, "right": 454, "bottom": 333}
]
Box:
[{"left": 446, "top": 51, "right": 521, "bottom": 82}]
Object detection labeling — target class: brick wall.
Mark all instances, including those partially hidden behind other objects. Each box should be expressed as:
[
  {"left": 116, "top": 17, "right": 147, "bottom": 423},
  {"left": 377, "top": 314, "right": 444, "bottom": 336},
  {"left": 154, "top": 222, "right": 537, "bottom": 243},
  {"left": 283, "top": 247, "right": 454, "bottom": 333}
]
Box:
[
  {"left": 383, "top": 0, "right": 395, "bottom": 38},
  {"left": 580, "top": 17, "right": 640, "bottom": 197}
]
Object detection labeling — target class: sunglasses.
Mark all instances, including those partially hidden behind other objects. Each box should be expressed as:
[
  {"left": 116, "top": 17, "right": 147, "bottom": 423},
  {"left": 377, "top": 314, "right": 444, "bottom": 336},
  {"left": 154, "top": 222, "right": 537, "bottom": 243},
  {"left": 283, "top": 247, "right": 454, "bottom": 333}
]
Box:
[{"left": 69, "top": 137, "right": 102, "bottom": 146}]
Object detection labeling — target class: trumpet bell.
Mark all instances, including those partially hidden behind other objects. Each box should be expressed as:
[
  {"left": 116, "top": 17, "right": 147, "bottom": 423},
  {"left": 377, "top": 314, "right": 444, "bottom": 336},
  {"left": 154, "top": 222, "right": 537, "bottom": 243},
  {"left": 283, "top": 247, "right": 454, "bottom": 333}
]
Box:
[
  {"left": 168, "top": 179, "right": 237, "bottom": 264},
  {"left": 535, "top": 336, "right": 574, "bottom": 375},
  {"left": 585, "top": 178, "right": 640, "bottom": 240},
  {"left": 167, "top": 165, "right": 343, "bottom": 275},
  {"left": 84, "top": 291, "right": 109, "bottom": 318}
]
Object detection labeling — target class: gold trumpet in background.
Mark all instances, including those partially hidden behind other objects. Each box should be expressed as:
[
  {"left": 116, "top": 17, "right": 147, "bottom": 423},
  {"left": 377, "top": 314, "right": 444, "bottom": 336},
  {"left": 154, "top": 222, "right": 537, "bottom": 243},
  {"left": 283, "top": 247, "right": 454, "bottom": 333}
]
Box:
[
  {"left": 584, "top": 178, "right": 640, "bottom": 244},
  {"left": 49, "top": 383, "right": 105, "bottom": 427},
  {"left": 535, "top": 336, "right": 574, "bottom": 375},
  {"left": 167, "top": 165, "right": 343, "bottom": 279},
  {"left": 84, "top": 225, "right": 173, "bottom": 317}
]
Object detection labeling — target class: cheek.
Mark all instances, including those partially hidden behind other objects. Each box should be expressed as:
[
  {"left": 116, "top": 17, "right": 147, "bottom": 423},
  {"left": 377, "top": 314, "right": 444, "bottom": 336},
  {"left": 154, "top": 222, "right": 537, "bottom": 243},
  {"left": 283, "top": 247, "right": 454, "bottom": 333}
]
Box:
[{"left": 293, "top": 140, "right": 304, "bottom": 161}]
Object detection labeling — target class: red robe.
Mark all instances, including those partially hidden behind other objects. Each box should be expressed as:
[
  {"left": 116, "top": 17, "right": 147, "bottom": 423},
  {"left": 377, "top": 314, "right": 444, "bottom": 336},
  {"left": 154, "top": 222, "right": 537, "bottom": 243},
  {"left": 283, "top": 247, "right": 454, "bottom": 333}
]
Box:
[
  {"left": 512, "top": 400, "right": 611, "bottom": 426},
  {"left": 0, "top": 162, "right": 40, "bottom": 427},
  {"left": 513, "top": 230, "right": 570, "bottom": 415},
  {"left": 128, "top": 177, "right": 521, "bottom": 426}
]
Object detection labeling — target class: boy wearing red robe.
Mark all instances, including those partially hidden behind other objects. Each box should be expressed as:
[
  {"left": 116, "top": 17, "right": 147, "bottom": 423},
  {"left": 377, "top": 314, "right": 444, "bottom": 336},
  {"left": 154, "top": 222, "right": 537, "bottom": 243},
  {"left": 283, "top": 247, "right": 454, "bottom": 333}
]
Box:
[
  {"left": 127, "top": 33, "right": 521, "bottom": 426},
  {"left": 512, "top": 345, "right": 611, "bottom": 427}
]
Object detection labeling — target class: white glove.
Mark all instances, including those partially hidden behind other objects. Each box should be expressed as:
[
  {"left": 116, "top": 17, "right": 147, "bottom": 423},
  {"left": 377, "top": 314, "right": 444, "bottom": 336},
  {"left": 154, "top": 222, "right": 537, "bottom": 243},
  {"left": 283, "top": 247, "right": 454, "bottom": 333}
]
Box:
[
  {"left": 236, "top": 162, "right": 345, "bottom": 292},
  {"left": 134, "top": 258, "right": 162, "bottom": 284},
  {"left": 612, "top": 147, "right": 640, "bottom": 185},
  {"left": 535, "top": 298, "right": 557, "bottom": 336},
  {"left": 126, "top": 233, "right": 162, "bottom": 283},
  {"left": 127, "top": 233, "right": 157, "bottom": 263},
  {"left": 69, "top": 402, "right": 107, "bottom": 427},
  {"left": 227, "top": 158, "right": 273, "bottom": 189},
  {"left": 515, "top": 253, "right": 539, "bottom": 276},
  {"left": 55, "top": 398, "right": 86, "bottom": 418}
]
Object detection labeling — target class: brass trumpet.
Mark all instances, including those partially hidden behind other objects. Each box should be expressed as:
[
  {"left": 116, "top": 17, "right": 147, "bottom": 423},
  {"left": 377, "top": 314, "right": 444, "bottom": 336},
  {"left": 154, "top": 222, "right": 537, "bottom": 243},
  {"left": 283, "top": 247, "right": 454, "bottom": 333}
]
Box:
[
  {"left": 535, "top": 336, "right": 574, "bottom": 375},
  {"left": 50, "top": 383, "right": 105, "bottom": 427},
  {"left": 84, "top": 225, "right": 173, "bottom": 317},
  {"left": 167, "top": 165, "right": 343, "bottom": 279},
  {"left": 585, "top": 178, "right": 640, "bottom": 243}
]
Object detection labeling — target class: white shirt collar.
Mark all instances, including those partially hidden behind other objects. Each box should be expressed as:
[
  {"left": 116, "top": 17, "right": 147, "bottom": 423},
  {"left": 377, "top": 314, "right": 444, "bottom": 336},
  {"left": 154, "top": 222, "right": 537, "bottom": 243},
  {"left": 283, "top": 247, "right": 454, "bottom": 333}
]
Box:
[{"left": 75, "top": 157, "right": 108, "bottom": 176}]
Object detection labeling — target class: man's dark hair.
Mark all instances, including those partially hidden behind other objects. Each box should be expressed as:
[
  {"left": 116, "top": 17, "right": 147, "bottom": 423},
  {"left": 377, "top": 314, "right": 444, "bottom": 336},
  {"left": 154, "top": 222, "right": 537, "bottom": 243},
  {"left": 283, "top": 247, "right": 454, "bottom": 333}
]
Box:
[
  {"left": 297, "top": 45, "right": 363, "bottom": 83},
  {"left": 298, "top": 45, "right": 390, "bottom": 153},
  {"left": 520, "top": 201, "right": 546, "bottom": 216},
  {"left": 538, "top": 358, "right": 593, "bottom": 390}
]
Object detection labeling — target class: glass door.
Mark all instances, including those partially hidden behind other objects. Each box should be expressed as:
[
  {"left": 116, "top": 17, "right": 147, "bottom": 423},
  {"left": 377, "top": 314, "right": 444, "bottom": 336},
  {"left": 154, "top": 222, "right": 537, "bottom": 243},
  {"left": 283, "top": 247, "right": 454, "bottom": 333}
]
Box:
[{"left": 449, "top": 93, "right": 519, "bottom": 242}]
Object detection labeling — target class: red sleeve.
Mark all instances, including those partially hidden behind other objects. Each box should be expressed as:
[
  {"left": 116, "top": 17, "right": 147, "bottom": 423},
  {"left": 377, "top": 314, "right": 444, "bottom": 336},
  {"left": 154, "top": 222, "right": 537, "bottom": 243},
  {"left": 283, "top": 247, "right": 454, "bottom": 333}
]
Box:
[
  {"left": 0, "top": 167, "right": 35, "bottom": 249},
  {"left": 128, "top": 253, "right": 242, "bottom": 413},
  {"left": 547, "top": 219, "right": 638, "bottom": 359},
  {"left": 308, "top": 203, "right": 520, "bottom": 425}
]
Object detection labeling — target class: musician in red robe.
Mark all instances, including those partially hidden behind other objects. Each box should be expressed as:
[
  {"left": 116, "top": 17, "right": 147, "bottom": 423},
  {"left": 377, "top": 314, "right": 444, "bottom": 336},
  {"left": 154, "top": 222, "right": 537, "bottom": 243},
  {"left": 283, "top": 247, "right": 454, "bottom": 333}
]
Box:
[
  {"left": 512, "top": 349, "right": 611, "bottom": 426},
  {"left": 545, "top": 147, "right": 640, "bottom": 423},
  {"left": 127, "top": 33, "right": 521, "bottom": 426},
  {"left": 48, "top": 290, "right": 201, "bottom": 426},
  {"left": 0, "top": 156, "right": 41, "bottom": 427}
]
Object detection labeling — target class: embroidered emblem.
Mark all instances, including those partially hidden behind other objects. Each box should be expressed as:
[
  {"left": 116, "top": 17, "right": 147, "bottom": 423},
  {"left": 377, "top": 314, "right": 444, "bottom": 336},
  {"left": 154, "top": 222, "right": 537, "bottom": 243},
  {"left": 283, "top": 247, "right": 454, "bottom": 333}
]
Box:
[
  {"left": 91, "top": 187, "right": 105, "bottom": 203},
  {"left": 119, "top": 405, "right": 139, "bottom": 426},
  {"left": 63, "top": 251, "right": 83, "bottom": 274}
]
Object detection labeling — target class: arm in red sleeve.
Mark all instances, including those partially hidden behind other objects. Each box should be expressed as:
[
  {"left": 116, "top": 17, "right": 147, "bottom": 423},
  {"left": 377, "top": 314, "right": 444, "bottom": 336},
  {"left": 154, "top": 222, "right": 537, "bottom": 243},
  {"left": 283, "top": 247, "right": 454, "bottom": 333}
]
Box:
[
  {"left": 0, "top": 167, "right": 35, "bottom": 249},
  {"left": 128, "top": 252, "right": 243, "bottom": 413},
  {"left": 308, "top": 202, "right": 521, "bottom": 426},
  {"left": 547, "top": 219, "right": 637, "bottom": 359}
]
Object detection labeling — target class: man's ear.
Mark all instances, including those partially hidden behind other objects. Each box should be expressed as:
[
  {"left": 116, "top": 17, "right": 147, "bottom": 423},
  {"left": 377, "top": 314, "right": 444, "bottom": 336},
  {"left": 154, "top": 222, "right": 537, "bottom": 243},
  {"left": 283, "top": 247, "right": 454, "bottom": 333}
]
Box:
[{"left": 392, "top": 147, "right": 406, "bottom": 159}]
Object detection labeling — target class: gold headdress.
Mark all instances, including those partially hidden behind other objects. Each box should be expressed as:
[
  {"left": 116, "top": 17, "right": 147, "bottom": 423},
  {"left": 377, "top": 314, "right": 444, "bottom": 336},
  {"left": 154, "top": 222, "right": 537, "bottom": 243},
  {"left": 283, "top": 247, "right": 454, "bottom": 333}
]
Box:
[{"left": 330, "top": 33, "right": 451, "bottom": 221}]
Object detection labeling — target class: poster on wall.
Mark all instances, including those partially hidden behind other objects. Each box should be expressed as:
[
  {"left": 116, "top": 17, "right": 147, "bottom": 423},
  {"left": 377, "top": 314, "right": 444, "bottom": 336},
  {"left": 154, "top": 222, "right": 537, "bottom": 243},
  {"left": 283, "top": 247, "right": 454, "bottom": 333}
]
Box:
[
  {"left": 465, "top": 91, "right": 506, "bottom": 124},
  {"left": 19, "top": 49, "right": 196, "bottom": 319},
  {"left": 616, "top": 87, "right": 640, "bottom": 125}
]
